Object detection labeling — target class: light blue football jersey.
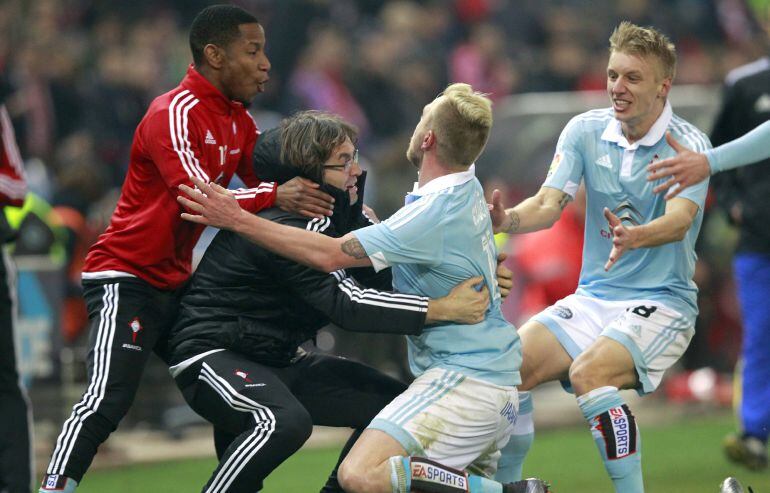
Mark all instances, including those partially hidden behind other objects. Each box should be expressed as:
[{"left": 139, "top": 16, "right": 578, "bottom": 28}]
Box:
[
  {"left": 543, "top": 102, "right": 711, "bottom": 320},
  {"left": 354, "top": 166, "right": 521, "bottom": 387}
]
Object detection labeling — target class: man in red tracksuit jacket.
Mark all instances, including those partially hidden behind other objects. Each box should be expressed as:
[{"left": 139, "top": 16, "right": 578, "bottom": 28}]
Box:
[
  {"left": 40, "top": 6, "right": 333, "bottom": 492},
  {"left": 0, "top": 86, "right": 32, "bottom": 493}
]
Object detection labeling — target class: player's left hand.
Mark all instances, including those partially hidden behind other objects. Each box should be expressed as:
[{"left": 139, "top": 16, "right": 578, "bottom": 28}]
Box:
[
  {"left": 496, "top": 253, "right": 513, "bottom": 299},
  {"left": 178, "top": 176, "right": 243, "bottom": 230},
  {"left": 603, "top": 207, "right": 637, "bottom": 271},
  {"left": 647, "top": 132, "right": 710, "bottom": 200}
]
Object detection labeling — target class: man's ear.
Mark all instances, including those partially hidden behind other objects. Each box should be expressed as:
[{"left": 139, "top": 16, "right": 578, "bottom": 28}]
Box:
[
  {"left": 203, "top": 44, "right": 224, "bottom": 69},
  {"left": 658, "top": 77, "right": 672, "bottom": 99},
  {"left": 421, "top": 130, "right": 435, "bottom": 150}
]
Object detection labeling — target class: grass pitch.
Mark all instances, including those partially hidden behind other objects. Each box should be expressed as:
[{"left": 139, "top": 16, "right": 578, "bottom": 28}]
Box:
[{"left": 78, "top": 414, "right": 769, "bottom": 492}]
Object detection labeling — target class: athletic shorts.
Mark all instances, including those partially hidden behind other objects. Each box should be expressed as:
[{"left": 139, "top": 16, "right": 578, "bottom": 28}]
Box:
[
  {"left": 368, "top": 368, "right": 518, "bottom": 477},
  {"left": 532, "top": 293, "right": 695, "bottom": 394}
]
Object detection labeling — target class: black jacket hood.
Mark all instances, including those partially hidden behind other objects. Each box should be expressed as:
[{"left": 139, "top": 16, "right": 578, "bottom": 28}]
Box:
[{"left": 253, "top": 126, "right": 368, "bottom": 235}]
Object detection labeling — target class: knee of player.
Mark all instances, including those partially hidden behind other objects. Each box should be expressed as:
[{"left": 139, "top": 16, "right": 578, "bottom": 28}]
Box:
[
  {"left": 518, "top": 368, "right": 538, "bottom": 391},
  {"left": 337, "top": 458, "right": 370, "bottom": 493},
  {"left": 274, "top": 406, "right": 313, "bottom": 447},
  {"left": 568, "top": 358, "right": 605, "bottom": 392}
]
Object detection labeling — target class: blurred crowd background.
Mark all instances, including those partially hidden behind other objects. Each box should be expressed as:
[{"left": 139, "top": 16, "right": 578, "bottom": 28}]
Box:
[{"left": 3, "top": 0, "right": 768, "bottom": 432}]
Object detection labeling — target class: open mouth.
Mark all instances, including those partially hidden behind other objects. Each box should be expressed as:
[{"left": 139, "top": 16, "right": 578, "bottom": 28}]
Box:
[
  {"left": 256, "top": 78, "right": 269, "bottom": 92},
  {"left": 613, "top": 99, "right": 631, "bottom": 112}
]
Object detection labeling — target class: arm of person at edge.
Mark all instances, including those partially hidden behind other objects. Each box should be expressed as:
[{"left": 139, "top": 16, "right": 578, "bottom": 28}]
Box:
[
  {"left": 602, "top": 197, "right": 698, "bottom": 271},
  {"left": 488, "top": 186, "right": 571, "bottom": 235},
  {"left": 648, "top": 123, "right": 770, "bottom": 200},
  {"left": 0, "top": 104, "right": 27, "bottom": 207}
]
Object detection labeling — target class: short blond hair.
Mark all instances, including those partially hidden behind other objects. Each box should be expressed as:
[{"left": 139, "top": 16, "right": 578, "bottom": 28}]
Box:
[
  {"left": 609, "top": 21, "right": 677, "bottom": 80},
  {"left": 431, "top": 83, "right": 493, "bottom": 168}
]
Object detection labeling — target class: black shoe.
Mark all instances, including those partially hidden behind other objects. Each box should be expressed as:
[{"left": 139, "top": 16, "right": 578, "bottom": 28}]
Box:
[
  {"left": 724, "top": 433, "right": 768, "bottom": 471},
  {"left": 503, "top": 478, "right": 551, "bottom": 493}
]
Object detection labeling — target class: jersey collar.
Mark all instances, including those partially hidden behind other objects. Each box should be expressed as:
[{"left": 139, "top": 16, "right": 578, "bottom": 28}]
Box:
[
  {"left": 181, "top": 65, "right": 246, "bottom": 116},
  {"left": 406, "top": 164, "right": 476, "bottom": 203},
  {"left": 601, "top": 100, "right": 672, "bottom": 150}
]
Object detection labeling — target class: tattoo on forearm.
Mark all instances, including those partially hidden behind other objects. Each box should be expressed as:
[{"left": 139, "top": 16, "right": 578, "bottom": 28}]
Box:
[
  {"left": 341, "top": 238, "right": 368, "bottom": 259},
  {"left": 507, "top": 211, "right": 520, "bottom": 233},
  {"left": 558, "top": 193, "right": 571, "bottom": 210}
]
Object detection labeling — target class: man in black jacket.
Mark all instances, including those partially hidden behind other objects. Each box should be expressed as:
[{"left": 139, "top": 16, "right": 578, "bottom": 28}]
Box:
[
  {"left": 711, "top": 51, "right": 770, "bottom": 471},
  {"left": 167, "top": 111, "right": 493, "bottom": 493}
]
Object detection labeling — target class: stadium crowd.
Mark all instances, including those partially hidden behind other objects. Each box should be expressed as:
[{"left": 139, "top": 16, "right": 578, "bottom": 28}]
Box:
[{"left": 0, "top": 0, "right": 765, "bottom": 199}]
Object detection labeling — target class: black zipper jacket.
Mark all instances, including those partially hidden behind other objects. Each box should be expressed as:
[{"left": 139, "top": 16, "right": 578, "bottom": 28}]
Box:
[
  {"left": 167, "top": 128, "right": 429, "bottom": 367},
  {"left": 711, "top": 57, "right": 770, "bottom": 254}
]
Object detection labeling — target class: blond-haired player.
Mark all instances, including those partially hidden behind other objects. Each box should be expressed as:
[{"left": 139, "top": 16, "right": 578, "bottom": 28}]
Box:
[
  {"left": 178, "top": 83, "right": 549, "bottom": 493},
  {"left": 490, "top": 22, "right": 710, "bottom": 493}
]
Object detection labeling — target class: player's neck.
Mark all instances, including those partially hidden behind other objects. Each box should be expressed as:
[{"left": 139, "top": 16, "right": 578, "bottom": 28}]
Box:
[
  {"left": 417, "top": 155, "right": 457, "bottom": 188},
  {"left": 621, "top": 101, "right": 665, "bottom": 144},
  {"left": 195, "top": 64, "right": 229, "bottom": 100}
]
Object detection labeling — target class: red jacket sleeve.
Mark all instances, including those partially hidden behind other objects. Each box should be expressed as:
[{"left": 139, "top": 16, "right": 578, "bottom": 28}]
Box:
[
  {"left": 142, "top": 106, "right": 275, "bottom": 213},
  {"left": 0, "top": 104, "right": 27, "bottom": 207},
  {"left": 233, "top": 114, "right": 277, "bottom": 213}
]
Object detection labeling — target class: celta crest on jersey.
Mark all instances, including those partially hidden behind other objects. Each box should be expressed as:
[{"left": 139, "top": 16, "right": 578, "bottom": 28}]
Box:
[{"left": 612, "top": 200, "right": 643, "bottom": 226}]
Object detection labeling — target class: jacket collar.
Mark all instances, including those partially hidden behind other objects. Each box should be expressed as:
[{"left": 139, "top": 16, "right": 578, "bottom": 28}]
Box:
[
  {"left": 601, "top": 100, "right": 672, "bottom": 150},
  {"left": 325, "top": 172, "right": 368, "bottom": 235},
  {"left": 181, "top": 64, "right": 246, "bottom": 116}
]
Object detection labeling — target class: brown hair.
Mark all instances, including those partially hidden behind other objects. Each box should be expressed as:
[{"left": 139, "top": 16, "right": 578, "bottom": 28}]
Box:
[
  {"left": 280, "top": 110, "right": 357, "bottom": 183},
  {"left": 609, "top": 21, "right": 677, "bottom": 80},
  {"left": 431, "top": 83, "right": 493, "bottom": 168}
]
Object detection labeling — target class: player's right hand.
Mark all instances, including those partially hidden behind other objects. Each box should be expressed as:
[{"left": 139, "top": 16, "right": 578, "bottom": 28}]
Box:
[{"left": 276, "top": 177, "right": 334, "bottom": 218}]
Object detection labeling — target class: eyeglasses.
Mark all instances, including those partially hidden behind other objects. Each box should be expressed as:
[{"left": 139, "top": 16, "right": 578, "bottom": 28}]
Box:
[{"left": 323, "top": 149, "right": 359, "bottom": 172}]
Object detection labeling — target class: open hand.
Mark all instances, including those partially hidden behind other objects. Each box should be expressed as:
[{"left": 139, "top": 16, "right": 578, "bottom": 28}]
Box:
[
  {"left": 647, "top": 132, "right": 710, "bottom": 200},
  {"left": 603, "top": 207, "right": 636, "bottom": 271},
  {"left": 178, "top": 176, "right": 243, "bottom": 230}
]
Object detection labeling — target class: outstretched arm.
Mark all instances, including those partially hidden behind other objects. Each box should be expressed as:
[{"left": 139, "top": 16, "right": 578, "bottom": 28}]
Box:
[
  {"left": 603, "top": 197, "right": 698, "bottom": 271},
  {"left": 648, "top": 123, "right": 770, "bottom": 199},
  {"left": 179, "top": 176, "right": 370, "bottom": 272},
  {"left": 490, "top": 186, "right": 570, "bottom": 234}
]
